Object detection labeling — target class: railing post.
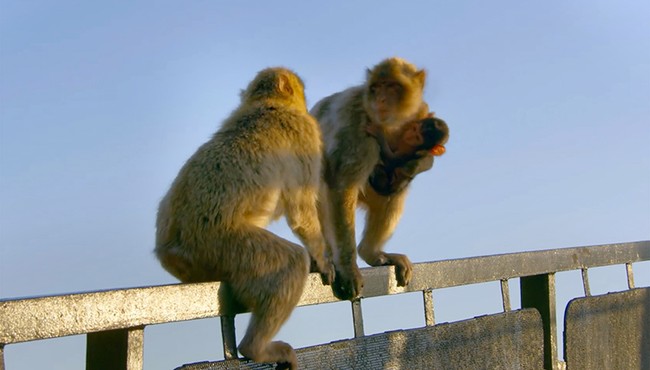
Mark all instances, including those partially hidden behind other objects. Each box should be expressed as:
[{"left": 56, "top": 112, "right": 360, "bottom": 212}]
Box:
[
  {"left": 86, "top": 327, "right": 144, "bottom": 370},
  {"left": 626, "top": 262, "right": 635, "bottom": 289},
  {"left": 580, "top": 268, "right": 591, "bottom": 296},
  {"left": 520, "top": 273, "right": 558, "bottom": 370},
  {"left": 500, "top": 279, "right": 511, "bottom": 312},
  {"left": 220, "top": 315, "right": 238, "bottom": 360},
  {"left": 423, "top": 289, "right": 435, "bottom": 326},
  {"left": 351, "top": 299, "right": 365, "bottom": 338},
  {"left": 1, "top": 344, "right": 5, "bottom": 370}
]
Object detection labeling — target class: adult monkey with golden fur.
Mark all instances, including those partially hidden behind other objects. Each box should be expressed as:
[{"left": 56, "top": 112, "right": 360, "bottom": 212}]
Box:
[
  {"left": 312, "top": 57, "right": 429, "bottom": 300},
  {"left": 155, "top": 67, "right": 333, "bottom": 369}
]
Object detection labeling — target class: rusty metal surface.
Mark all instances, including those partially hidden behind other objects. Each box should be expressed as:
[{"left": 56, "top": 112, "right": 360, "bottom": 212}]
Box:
[
  {"left": 1, "top": 241, "right": 648, "bottom": 345},
  {"left": 564, "top": 287, "right": 650, "bottom": 370},
  {"left": 177, "top": 309, "right": 544, "bottom": 370}
]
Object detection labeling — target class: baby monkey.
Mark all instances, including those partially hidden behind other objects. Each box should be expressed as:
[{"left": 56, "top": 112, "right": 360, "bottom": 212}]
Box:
[{"left": 366, "top": 115, "right": 449, "bottom": 196}]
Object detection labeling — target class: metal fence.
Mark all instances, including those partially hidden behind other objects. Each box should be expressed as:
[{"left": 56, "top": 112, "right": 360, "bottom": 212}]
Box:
[{"left": 1, "top": 240, "right": 649, "bottom": 370}]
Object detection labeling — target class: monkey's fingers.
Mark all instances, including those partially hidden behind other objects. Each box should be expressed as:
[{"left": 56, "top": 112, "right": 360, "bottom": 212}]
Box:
[
  {"left": 319, "top": 263, "right": 335, "bottom": 286},
  {"left": 275, "top": 362, "right": 295, "bottom": 370},
  {"left": 308, "top": 258, "right": 321, "bottom": 273},
  {"left": 310, "top": 256, "right": 335, "bottom": 285},
  {"left": 332, "top": 266, "right": 363, "bottom": 301},
  {"left": 385, "top": 253, "right": 413, "bottom": 287},
  {"left": 396, "top": 264, "right": 413, "bottom": 287},
  {"left": 269, "top": 341, "right": 298, "bottom": 370}
]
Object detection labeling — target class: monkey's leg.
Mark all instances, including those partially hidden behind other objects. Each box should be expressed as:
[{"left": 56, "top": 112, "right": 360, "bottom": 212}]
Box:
[
  {"left": 358, "top": 186, "right": 413, "bottom": 287},
  {"left": 156, "top": 246, "right": 220, "bottom": 283},
  {"left": 328, "top": 186, "right": 364, "bottom": 300},
  {"left": 229, "top": 228, "right": 308, "bottom": 369}
]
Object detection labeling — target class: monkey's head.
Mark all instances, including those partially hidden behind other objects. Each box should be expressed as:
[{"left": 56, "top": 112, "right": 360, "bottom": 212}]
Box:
[
  {"left": 240, "top": 67, "right": 308, "bottom": 112},
  {"left": 363, "top": 58, "right": 426, "bottom": 127},
  {"left": 417, "top": 117, "right": 449, "bottom": 156}
]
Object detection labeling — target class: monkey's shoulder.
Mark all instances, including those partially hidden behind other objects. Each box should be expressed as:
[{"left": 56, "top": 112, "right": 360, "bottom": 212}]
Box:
[
  {"left": 312, "top": 86, "right": 365, "bottom": 122},
  {"left": 196, "top": 105, "right": 319, "bottom": 163}
]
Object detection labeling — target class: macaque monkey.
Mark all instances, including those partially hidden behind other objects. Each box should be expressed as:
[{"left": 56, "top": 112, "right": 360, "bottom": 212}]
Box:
[
  {"left": 311, "top": 57, "right": 429, "bottom": 300},
  {"left": 155, "top": 67, "right": 333, "bottom": 369},
  {"left": 366, "top": 115, "right": 449, "bottom": 196}
]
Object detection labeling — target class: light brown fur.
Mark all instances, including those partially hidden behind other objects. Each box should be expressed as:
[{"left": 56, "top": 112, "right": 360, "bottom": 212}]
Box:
[
  {"left": 312, "top": 58, "right": 428, "bottom": 300},
  {"left": 155, "top": 68, "right": 333, "bottom": 369}
]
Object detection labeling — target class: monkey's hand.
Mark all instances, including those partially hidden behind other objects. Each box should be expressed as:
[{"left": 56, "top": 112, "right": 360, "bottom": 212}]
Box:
[
  {"left": 310, "top": 256, "right": 335, "bottom": 286},
  {"left": 365, "top": 123, "right": 382, "bottom": 138},
  {"left": 372, "top": 252, "right": 413, "bottom": 287},
  {"left": 401, "top": 154, "right": 434, "bottom": 177},
  {"left": 332, "top": 263, "right": 363, "bottom": 301}
]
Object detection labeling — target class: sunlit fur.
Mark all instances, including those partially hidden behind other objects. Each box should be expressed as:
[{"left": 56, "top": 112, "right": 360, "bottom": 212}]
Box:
[
  {"left": 311, "top": 57, "right": 428, "bottom": 300},
  {"left": 363, "top": 57, "right": 426, "bottom": 128},
  {"left": 155, "top": 67, "right": 333, "bottom": 370}
]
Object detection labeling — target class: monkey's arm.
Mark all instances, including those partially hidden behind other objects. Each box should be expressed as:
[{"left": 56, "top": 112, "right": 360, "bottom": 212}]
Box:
[
  {"left": 358, "top": 186, "right": 412, "bottom": 287},
  {"left": 322, "top": 135, "right": 376, "bottom": 300},
  {"left": 368, "top": 154, "right": 433, "bottom": 196},
  {"left": 396, "top": 153, "right": 433, "bottom": 178},
  {"left": 284, "top": 188, "right": 335, "bottom": 285},
  {"left": 391, "top": 154, "right": 434, "bottom": 192},
  {"left": 366, "top": 124, "right": 400, "bottom": 165},
  {"left": 326, "top": 184, "right": 364, "bottom": 299}
]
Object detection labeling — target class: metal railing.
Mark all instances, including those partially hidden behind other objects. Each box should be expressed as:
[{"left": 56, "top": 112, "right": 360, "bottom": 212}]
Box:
[{"left": 1, "top": 240, "right": 649, "bottom": 370}]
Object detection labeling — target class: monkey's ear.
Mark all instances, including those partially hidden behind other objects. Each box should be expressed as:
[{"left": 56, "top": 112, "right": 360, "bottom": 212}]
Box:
[
  {"left": 366, "top": 68, "right": 373, "bottom": 79},
  {"left": 414, "top": 69, "right": 427, "bottom": 86},
  {"left": 278, "top": 74, "right": 294, "bottom": 96}
]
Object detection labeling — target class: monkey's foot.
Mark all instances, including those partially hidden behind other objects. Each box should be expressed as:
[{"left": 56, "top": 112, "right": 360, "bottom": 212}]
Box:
[
  {"left": 332, "top": 264, "right": 363, "bottom": 301},
  {"left": 275, "top": 362, "right": 294, "bottom": 370},
  {"left": 373, "top": 252, "right": 413, "bottom": 287},
  {"left": 239, "top": 340, "right": 297, "bottom": 370}
]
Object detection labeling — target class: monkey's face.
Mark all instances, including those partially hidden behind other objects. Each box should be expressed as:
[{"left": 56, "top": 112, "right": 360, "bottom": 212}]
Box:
[
  {"left": 401, "top": 121, "right": 424, "bottom": 147},
  {"left": 363, "top": 58, "right": 426, "bottom": 127},
  {"left": 367, "top": 79, "right": 404, "bottom": 123}
]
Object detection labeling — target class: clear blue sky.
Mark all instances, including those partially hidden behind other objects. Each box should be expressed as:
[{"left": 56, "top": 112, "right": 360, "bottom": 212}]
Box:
[{"left": 1, "top": 1, "right": 649, "bottom": 369}]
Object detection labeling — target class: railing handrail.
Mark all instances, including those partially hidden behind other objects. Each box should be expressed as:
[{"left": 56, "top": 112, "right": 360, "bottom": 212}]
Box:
[{"left": 1, "top": 240, "right": 648, "bottom": 345}]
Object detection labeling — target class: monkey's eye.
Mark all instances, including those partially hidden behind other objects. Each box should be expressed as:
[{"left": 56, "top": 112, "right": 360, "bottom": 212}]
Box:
[{"left": 386, "top": 82, "right": 402, "bottom": 93}]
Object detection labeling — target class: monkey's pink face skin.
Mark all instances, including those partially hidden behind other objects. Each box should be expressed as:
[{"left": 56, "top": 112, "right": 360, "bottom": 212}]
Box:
[{"left": 401, "top": 120, "right": 447, "bottom": 156}]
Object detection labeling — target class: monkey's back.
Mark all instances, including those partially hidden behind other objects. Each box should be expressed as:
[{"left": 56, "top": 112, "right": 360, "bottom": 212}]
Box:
[{"left": 157, "top": 103, "right": 322, "bottom": 249}]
